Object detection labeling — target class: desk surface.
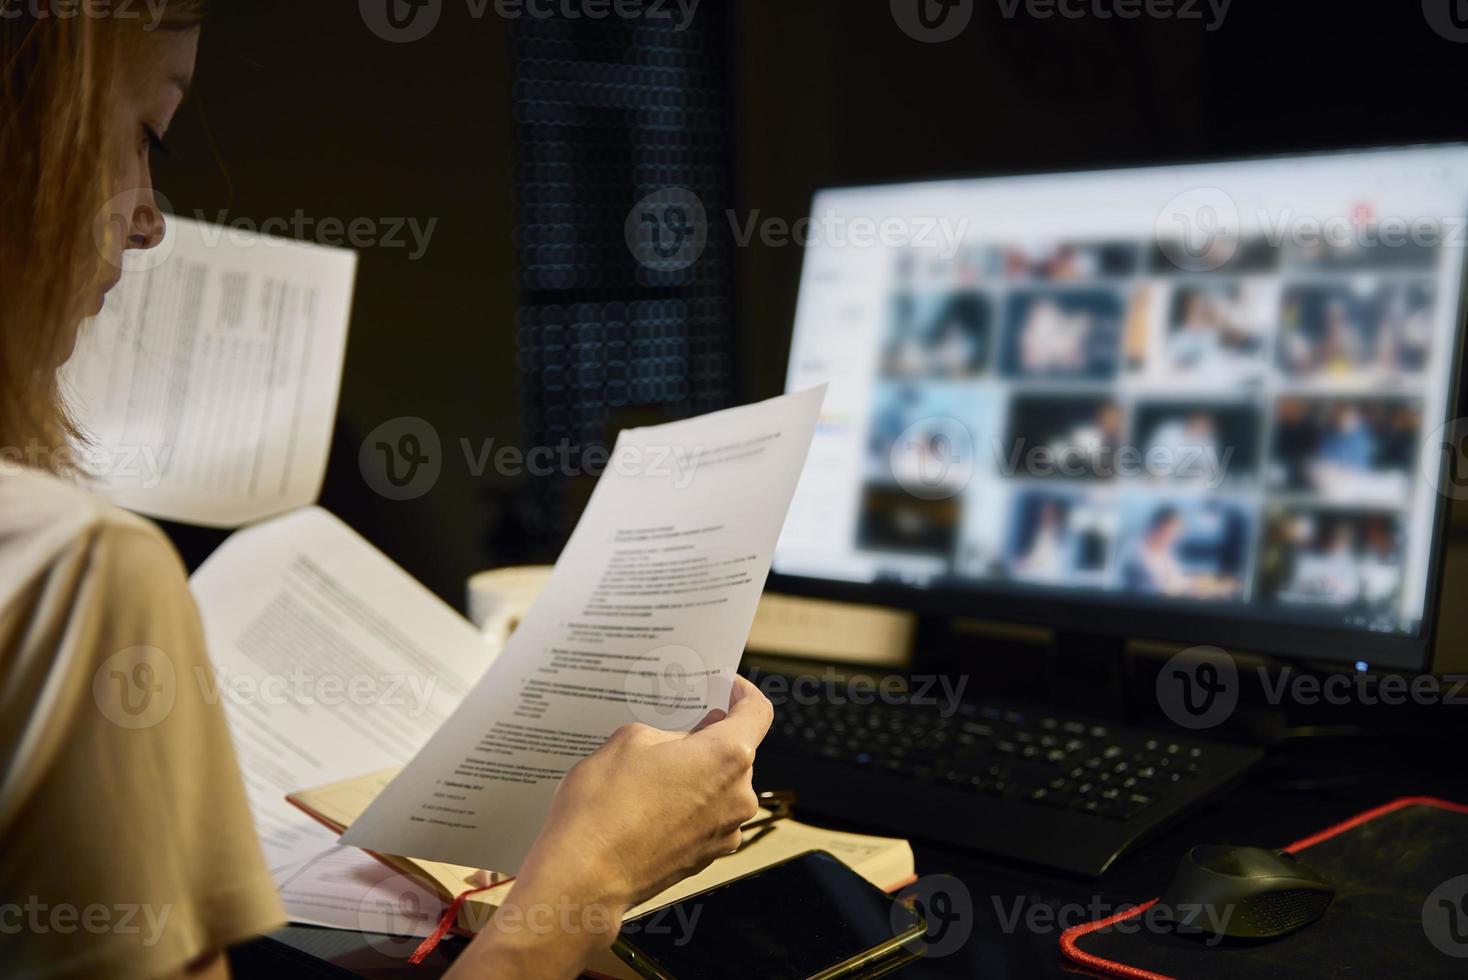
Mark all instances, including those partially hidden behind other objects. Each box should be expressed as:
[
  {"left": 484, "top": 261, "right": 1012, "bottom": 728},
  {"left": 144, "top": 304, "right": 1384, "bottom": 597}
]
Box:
[{"left": 232, "top": 728, "right": 1461, "bottom": 980}]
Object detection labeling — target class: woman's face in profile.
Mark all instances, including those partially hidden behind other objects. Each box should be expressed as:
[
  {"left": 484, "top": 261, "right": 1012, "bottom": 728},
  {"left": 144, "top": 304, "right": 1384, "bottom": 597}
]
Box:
[{"left": 92, "top": 26, "right": 199, "bottom": 316}]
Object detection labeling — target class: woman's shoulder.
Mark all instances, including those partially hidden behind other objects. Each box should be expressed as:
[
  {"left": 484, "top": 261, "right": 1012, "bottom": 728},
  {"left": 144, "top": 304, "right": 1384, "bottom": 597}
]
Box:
[{"left": 0, "top": 467, "right": 183, "bottom": 594}]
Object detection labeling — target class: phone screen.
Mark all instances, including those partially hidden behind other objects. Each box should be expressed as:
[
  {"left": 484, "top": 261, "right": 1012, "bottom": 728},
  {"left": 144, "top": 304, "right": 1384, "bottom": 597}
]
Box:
[{"left": 618, "top": 850, "right": 924, "bottom": 980}]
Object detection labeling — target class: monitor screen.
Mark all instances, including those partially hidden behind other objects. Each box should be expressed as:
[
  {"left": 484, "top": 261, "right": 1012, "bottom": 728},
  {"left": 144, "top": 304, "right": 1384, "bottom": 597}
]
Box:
[{"left": 775, "top": 146, "right": 1468, "bottom": 666}]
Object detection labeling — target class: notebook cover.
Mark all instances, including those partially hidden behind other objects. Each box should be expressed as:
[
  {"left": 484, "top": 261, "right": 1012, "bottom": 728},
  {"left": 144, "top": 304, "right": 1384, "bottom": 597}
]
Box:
[{"left": 1060, "top": 796, "right": 1468, "bottom": 979}]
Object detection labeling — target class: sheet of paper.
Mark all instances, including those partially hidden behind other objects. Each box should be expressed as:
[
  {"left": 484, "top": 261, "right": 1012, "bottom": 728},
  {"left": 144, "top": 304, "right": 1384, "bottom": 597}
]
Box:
[
  {"left": 189, "top": 506, "right": 493, "bottom": 927},
  {"left": 342, "top": 387, "right": 827, "bottom": 872},
  {"left": 62, "top": 216, "right": 357, "bottom": 527},
  {"left": 272, "top": 845, "right": 443, "bottom": 940}
]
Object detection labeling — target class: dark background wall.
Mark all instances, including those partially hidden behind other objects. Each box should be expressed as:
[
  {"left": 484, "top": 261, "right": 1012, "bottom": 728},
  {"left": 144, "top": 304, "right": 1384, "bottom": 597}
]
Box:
[
  {"left": 156, "top": 1, "right": 1468, "bottom": 612},
  {"left": 731, "top": 1, "right": 1468, "bottom": 402},
  {"left": 155, "top": 2, "right": 520, "bottom": 604}
]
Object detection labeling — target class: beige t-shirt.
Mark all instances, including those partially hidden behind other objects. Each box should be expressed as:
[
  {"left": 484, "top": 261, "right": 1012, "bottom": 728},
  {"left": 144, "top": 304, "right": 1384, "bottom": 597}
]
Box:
[{"left": 0, "top": 469, "right": 285, "bottom": 979}]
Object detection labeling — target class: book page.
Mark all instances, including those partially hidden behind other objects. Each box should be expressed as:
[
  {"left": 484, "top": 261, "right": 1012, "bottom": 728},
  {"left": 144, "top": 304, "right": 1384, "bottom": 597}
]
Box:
[
  {"left": 61, "top": 217, "right": 357, "bottom": 527},
  {"left": 342, "top": 387, "right": 826, "bottom": 872},
  {"left": 190, "top": 507, "right": 493, "bottom": 929}
]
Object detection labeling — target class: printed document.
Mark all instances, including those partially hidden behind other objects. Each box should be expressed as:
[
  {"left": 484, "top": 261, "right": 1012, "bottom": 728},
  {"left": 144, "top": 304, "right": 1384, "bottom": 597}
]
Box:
[
  {"left": 62, "top": 217, "right": 356, "bottom": 527},
  {"left": 190, "top": 507, "right": 493, "bottom": 928},
  {"left": 342, "top": 386, "right": 826, "bottom": 872}
]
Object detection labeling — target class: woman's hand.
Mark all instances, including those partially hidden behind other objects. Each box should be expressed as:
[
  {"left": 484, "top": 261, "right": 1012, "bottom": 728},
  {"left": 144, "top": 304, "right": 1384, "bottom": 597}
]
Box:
[{"left": 450, "top": 676, "right": 773, "bottom": 979}]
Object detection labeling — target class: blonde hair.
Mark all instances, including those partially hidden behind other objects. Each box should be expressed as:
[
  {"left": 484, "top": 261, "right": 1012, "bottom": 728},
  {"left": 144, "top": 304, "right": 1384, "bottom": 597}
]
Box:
[{"left": 0, "top": 1, "right": 204, "bottom": 471}]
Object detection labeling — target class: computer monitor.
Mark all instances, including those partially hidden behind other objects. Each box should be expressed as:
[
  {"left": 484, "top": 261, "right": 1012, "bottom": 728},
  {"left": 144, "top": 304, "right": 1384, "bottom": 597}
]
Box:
[{"left": 773, "top": 145, "right": 1468, "bottom": 672}]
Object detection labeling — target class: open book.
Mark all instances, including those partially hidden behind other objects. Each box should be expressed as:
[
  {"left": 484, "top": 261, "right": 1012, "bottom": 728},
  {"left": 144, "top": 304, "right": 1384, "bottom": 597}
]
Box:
[{"left": 288, "top": 767, "right": 915, "bottom": 934}]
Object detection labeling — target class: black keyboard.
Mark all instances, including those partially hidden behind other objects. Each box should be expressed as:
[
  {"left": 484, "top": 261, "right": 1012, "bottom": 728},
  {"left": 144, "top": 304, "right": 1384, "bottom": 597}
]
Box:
[{"left": 753, "top": 675, "right": 1263, "bottom": 877}]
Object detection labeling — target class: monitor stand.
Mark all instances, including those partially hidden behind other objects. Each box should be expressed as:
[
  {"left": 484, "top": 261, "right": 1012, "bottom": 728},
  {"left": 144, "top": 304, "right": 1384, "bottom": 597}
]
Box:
[
  {"left": 909, "top": 615, "right": 1135, "bottom": 722},
  {"left": 1047, "top": 630, "right": 1131, "bottom": 722}
]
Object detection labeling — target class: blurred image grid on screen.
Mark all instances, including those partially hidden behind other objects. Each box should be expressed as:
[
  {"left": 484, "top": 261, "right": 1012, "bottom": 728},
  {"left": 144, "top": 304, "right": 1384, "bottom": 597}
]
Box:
[{"left": 859, "top": 218, "right": 1441, "bottom": 633}]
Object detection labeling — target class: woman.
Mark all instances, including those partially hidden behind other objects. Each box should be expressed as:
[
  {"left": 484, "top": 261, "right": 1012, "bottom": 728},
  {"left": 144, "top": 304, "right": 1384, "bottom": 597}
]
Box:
[{"left": 0, "top": 5, "right": 770, "bottom": 978}]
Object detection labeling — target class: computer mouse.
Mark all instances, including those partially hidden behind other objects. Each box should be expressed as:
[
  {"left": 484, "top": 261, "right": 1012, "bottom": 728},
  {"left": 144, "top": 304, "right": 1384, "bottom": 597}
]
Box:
[{"left": 1157, "top": 845, "right": 1335, "bottom": 941}]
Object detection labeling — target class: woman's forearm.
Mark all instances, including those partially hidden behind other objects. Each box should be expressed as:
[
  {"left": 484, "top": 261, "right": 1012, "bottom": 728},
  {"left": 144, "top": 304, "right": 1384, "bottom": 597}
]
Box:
[{"left": 446, "top": 856, "right": 631, "bottom": 980}]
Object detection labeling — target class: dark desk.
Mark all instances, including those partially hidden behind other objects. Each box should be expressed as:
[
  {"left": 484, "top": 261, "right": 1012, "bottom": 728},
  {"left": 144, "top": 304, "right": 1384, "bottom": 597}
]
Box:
[{"left": 232, "top": 725, "right": 1461, "bottom": 980}]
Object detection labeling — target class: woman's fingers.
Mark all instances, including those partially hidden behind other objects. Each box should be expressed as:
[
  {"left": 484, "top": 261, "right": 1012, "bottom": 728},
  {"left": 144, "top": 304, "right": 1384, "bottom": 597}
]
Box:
[
  {"left": 692, "top": 676, "right": 773, "bottom": 760},
  {"left": 689, "top": 706, "right": 726, "bottom": 733}
]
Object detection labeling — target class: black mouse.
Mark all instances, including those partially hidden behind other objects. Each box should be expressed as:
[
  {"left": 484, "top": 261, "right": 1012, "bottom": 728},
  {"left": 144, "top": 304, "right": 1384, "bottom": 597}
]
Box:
[{"left": 1156, "top": 845, "right": 1335, "bottom": 941}]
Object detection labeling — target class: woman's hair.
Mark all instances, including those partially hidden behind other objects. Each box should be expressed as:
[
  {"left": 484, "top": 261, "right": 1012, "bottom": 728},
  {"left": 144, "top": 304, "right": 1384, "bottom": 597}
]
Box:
[{"left": 0, "top": 1, "right": 204, "bottom": 472}]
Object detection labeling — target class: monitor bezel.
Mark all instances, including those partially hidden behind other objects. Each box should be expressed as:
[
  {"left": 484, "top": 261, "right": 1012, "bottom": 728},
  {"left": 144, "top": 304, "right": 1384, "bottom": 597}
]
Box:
[{"left": 768, "top": 143, "right": 1468, "bottom": 674}]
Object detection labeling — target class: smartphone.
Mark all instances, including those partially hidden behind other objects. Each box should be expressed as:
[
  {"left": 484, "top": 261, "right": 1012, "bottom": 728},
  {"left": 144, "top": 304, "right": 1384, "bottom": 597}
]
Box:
[{"left": 612, "top": 850, "right": 927, "bottom": 980}]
